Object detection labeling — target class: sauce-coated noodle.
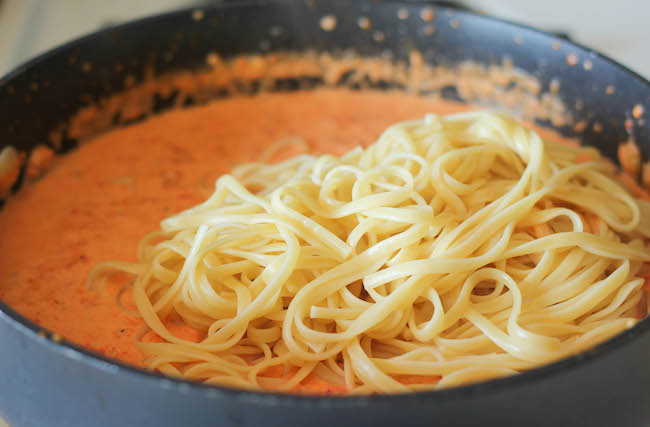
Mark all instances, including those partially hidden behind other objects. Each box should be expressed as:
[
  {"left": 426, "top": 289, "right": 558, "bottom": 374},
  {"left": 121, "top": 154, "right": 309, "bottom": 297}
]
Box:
[{"left": 89, "top": 111, "right": 650, "bottom": 393}]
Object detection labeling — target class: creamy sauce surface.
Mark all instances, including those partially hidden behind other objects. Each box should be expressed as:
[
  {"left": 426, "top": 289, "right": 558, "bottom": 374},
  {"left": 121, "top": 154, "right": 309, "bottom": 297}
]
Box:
[{"left": 0, "top": 89, "right": 572, "bottom": 392}]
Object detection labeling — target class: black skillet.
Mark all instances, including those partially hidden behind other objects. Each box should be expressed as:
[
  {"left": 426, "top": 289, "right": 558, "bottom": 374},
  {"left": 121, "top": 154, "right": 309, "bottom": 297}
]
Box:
[{"left": 1, "top": 1, "right": 650, "bottom": 426}]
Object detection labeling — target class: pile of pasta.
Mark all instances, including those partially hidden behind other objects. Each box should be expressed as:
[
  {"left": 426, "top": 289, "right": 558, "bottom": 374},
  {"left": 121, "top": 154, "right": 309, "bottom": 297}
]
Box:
[{"left": 90, "top": 111, "right": 650, "bottom": 393}]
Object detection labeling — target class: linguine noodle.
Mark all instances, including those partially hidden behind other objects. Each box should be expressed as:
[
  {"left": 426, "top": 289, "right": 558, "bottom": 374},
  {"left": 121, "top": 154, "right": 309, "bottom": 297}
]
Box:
[{"left": 89, "top": 111, "right": 650, "bottom": 393}]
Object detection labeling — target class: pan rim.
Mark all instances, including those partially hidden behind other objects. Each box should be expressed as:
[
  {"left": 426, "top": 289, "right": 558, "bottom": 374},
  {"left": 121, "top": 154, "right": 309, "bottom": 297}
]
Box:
[{"left": 1, "top": 0, "right": 650, "bottom": 407}]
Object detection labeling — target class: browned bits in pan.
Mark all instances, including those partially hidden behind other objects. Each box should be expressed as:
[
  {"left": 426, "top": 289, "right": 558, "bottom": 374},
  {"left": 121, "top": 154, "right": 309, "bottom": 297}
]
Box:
[
  {"left": 205, "top": 53, "right": 220, "bottom": 67},
  {"left": 420, "top": 7, "right": 435, "bottom": 22},
  {"left": 633, "top": 104, "right": 644, "bottom": 119},
  {"left": 0, "top": 146, "right": 21, "bottom": 197},
  {"left": 26, "top": 145, "right": 55, "bottom": 181},
  {"left": 618, "top": 140, "right": 641, "bottom": 177},
  {"left": 357, "top": 16, "right": 371, "bottom": 30},
  {"left": 566, "top": 53, "right": 578, "bottom": 67},
  {"left": 423, "top": 24, "right": 436, "bottom": 35},
  {"left": 592, "top": 122, "right": 603, "bottom": 133},
  {"left": 319, "top": 15, "right": 337, "bottom": 32},
  {"left": 191, "top": 9, "right": 204, "bottom": 21}
]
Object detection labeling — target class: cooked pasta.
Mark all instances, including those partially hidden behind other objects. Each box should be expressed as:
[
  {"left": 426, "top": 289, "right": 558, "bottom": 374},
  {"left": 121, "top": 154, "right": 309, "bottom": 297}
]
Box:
[{"left": 89, "top": 111, "right": 650, "bottom": 393}]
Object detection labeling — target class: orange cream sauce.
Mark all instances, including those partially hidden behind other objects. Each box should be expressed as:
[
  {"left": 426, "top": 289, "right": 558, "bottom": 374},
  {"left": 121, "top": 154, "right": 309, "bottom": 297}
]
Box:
[{"left": 0, "top": 89, "right": 572, "bottom": 393}]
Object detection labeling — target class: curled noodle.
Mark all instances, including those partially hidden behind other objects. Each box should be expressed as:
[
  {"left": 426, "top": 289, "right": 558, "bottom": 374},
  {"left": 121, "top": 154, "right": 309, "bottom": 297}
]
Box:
[{"left": 89, "top": 111, "right": 650, "bottom": 393}]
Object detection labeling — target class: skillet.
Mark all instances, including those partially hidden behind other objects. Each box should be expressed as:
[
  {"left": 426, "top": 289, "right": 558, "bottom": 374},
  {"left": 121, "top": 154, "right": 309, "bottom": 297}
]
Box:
[{"left": 1, "top": 1, "right": 650, "bottom": 426}]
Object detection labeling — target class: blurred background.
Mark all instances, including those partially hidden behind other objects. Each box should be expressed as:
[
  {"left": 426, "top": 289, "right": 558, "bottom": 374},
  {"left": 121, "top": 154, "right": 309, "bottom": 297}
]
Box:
[{"left": 0, "top": 0, "right": 649, "bottom": 79}]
